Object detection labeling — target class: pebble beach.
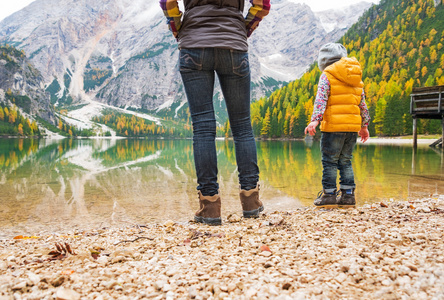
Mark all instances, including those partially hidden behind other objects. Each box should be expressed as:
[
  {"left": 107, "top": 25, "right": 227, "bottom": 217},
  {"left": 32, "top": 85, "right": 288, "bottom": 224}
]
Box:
[{"left": 1, "top": 196, "right": 444, "bottom": 300}]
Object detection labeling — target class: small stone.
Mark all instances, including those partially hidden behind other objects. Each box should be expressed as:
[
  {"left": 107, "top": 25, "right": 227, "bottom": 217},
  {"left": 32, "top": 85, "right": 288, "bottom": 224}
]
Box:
[
  {"left": 105, "top": 280, "right": 118, "bottom": 289},
  {"left": 154, "top": 281, "right": 166, "bottom": 291},
  {"left": 27, "top": 273, "right": 40, "bottom": 286},
  {"left": 259, "top": 244, "right": 271, "bottom": 252},
  {"left": 51, "top": 276, "right": 65, "bottom": 287},
  {"left": 227, "top": 214, "right": 241, "bottom": 223},
  {"left": 96, "top": 256, "right": 109, "bottom": 265},
  {"left": 268, "top": 214, "right": 284, "bottom": 225},
  {"left": 111, "top": 256, "right": 125, "bottom": 264},
  {"left": 245, "top": 288, "right": 258, "bottom": 298},
  {"left": 163, "top": 283, "right": 172, "bottom": 292},
  {"left": 398, "top": 265, "right": 411, "bottom": 276},
  {"left": 164, "top": 220, "right": 175, "bottom": 227},
  {"left": 12, "top": 270, "right": 24, "bottom": 277},
  {"left": 260, "top": 251, "right": 272, "bottom": 257},
  {"left": 111, "top": 249, "right": 134, "bottom": 258},
  {"left": 381, "top": 279, "right": 392, "bottom": 286},
  {"left": 227, "top": 282, "right": 237, "bottom": 292},
  {"left": 7, "top": 256, "right": 16, "bottom": 262},
  {"left": 11, "top": 281, "right": 26, "bottom": 291},
  {"left": 282, "top": 283, "right": 292, "bottom": 290},
  {"left": 166, "top": 291, "right": 175, "bottom": 300},
  {"left": 166, "top": 268, "right": 178, "bottom": 277},
  {"left": 340, "top": 263, "right": 350, "bottom": 272},
  {"left": 404, "top": 262, "right": 418, "bottom": 272},
  {"left": 292, "top": 291, "right": 308, "bottom": 300},
  {"left": 369, "top": 255, "right": 379, "bottom": 263},
  {"left": 416, "top": 206, "right": 431, "bottom": 213},
  {"left": 188, "top": 286, "right": 198, "bottom": 299},
  {"left": 56, "top": 287, "right": 80, "bottom": 300},
  {"left": 336, "top": 273, "right": 348, "bottom": 282},
  {"left": 397, "top": 276, "right": 411, "bottom": 286}
]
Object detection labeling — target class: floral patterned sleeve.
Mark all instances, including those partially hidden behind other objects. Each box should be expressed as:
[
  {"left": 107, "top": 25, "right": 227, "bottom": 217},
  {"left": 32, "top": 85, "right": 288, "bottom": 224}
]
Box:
[
  {"left": 310, "top": 73, "right": 371, "bottom": 127},
  {"left": 310, "top": 73, "right": 329, "bottom": 123},
  {"left": 359, "top": 90, "right": 370, "bottom": 127}
]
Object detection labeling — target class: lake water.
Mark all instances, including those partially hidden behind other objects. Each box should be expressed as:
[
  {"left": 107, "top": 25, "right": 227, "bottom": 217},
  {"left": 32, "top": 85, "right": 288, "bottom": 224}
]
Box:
[{"left": 0, "top": 138, "right": 443, "bottom": 238}]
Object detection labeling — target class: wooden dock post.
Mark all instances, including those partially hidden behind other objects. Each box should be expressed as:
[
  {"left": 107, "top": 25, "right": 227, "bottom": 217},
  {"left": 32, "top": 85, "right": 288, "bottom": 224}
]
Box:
[{"left": 413, "top": 118, "right": 417, "bottom": 150}]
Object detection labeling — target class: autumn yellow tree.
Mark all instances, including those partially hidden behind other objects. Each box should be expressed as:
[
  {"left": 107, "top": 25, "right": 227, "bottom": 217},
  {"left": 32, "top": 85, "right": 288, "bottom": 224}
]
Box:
[{"left": 18, "top": 124, "right": 23, "bottom": 135}]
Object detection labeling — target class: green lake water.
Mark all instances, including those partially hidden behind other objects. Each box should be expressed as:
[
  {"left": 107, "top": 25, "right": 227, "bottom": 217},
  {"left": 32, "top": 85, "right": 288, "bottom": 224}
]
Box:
[{"left": 0, "top": 138, "right": 443, "bottom": 238}]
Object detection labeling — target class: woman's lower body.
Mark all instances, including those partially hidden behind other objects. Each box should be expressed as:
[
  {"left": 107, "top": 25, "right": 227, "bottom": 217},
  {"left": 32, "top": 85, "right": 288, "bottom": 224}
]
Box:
[{"left": 179, "top": 48, "right": 262, "bottom": 223}]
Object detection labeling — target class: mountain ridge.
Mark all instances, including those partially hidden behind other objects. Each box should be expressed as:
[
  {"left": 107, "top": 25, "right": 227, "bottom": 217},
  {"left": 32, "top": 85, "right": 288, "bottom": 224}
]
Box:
[{"left": 0, "top": 0, "right": 373, "bottom": 133}]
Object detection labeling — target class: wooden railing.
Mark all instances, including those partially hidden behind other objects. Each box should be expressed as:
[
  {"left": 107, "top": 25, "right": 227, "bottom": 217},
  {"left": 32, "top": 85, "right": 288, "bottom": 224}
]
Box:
[
  {"left": 410, "top": 85, "right": 444, "bottom": 118},
  {"left": 409, "top": 85, "right": 444, "bottom": 150}
]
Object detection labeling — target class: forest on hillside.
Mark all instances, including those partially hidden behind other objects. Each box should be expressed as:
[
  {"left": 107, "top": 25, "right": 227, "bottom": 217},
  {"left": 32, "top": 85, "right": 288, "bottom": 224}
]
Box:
[
  {"left": 0, "top": 102, "right": 40, "bottom": 136},
  {"left": 249, "top": 0, "right": 444, "bottom": 138},
  {"left": 92, "top": 110, "right": 194, "bottom": 138}
]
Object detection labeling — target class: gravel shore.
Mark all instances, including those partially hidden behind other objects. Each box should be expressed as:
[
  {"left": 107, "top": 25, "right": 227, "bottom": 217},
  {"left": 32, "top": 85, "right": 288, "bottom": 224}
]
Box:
[{"left": 1, "top": 196, "right": 444, "bottom": 300}]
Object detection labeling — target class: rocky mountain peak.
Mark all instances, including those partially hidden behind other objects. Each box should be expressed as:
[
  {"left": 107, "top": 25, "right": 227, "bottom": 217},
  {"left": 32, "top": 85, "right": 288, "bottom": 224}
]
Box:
[
  {"left": 0, "top": 45, "right": 54, "bottom": 122},
  {"left": 0, "top": 0, "right": 372, "bottom": 124}
]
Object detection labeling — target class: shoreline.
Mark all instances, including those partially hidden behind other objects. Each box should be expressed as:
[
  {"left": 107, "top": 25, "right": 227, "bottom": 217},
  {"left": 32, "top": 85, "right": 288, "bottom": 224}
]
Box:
[
  {"left": 0, "top": 135, "right": 442, "bottom": 144},
  {"left": 1, "top": 196, "right": 443, "bottom": 299},
  {"left": 360, "top": 137, "right": 440, "bottom": 145}
]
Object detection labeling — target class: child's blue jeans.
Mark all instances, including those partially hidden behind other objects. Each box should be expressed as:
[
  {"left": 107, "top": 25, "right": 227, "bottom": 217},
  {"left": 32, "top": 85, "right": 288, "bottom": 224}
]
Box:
[{"left": 320, "top": 132, "right": 358, "bottom": 193}]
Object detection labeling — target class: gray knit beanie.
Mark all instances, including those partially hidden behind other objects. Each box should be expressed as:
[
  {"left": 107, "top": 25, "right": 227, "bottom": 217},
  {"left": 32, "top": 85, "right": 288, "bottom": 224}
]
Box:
[{"left": 317, "top": 43, "right": 348, "bottom": 71}]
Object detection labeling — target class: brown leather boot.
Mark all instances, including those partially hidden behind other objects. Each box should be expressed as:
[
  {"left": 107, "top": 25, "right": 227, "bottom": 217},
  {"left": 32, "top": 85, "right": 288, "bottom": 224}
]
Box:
[
  {"left": 194, "top": 191, "right": 221, "bottom": 225},
  {"left": 240, "top": 184, "right": 264, "bottom": 218}
]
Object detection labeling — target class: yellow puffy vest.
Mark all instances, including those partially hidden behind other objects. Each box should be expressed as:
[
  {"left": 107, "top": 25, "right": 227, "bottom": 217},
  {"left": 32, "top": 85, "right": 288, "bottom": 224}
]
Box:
[{"left": 320, "top": 57, "right": 364, "bottom": 133}]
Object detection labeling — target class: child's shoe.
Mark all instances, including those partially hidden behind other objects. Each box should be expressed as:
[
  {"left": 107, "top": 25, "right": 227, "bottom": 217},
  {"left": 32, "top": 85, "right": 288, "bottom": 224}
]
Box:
[
  {"left": 337, "top": 189, "right": 356, "bottom": 208},
  {"left": 314, "top": 190, "right": 338, "bottom": 208}
]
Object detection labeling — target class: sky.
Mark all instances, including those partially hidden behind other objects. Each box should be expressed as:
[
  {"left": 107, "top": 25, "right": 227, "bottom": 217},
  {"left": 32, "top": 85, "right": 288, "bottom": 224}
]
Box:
[
  {"left": 0, "top": 0, "right": 35, "bottom": 22},
  {"left": 291, "top": 0, "right": 380, "bottom": 11},
  {"left": 0, "top": 0, "right": 381, "bottom": 22}
]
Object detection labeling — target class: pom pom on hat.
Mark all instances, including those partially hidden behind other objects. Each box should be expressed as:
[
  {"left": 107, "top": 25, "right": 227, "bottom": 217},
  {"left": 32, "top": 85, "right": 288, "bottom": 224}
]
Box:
[{"left": 318, "top": 43, "right": 348, "bottom": 71}]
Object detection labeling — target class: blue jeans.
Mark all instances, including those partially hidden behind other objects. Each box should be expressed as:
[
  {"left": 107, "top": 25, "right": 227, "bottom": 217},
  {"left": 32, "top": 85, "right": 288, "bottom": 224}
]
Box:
[
  {"left": 179, "top": 48, "right": 259, "bottom": 196},
  {"left": 320, "top": 132, "right": 357, "bottom": 193}
]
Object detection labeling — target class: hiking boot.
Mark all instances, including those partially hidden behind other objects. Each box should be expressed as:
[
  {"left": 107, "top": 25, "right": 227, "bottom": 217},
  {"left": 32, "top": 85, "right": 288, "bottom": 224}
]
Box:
[
  {"left": 240, "top": 184, "right": 264, "bottom": 218},
  {"left": 337, "top": 189, "right": 356, "bottom": 208},
  {"left": 194, "top": 191, "right": 221, "bottom": 225},
  {"left": 314, "top": 190, "right": 338, "bottom": 208}
]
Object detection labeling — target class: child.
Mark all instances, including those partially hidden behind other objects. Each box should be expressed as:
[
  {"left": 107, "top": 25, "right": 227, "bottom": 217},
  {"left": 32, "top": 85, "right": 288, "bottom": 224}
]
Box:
[{"left": 304, "top": 43, "right": 370, "bottom": 208}]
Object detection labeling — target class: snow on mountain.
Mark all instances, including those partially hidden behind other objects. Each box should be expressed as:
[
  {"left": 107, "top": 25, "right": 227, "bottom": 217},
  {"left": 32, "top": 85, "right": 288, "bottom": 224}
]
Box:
[{"left": 315, "top": 1, "right": 373, "bottom": 34}]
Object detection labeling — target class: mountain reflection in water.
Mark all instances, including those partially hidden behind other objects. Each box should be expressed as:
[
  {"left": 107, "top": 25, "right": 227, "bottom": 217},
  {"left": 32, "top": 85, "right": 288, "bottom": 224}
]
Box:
[{"left": 0, "top": 138, "right": 442, "bottom": 238}]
